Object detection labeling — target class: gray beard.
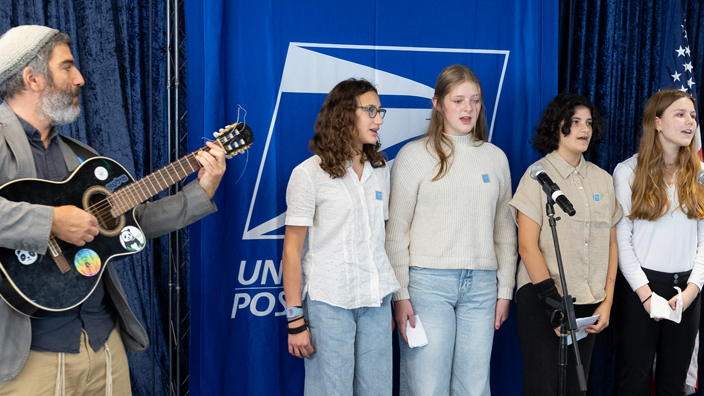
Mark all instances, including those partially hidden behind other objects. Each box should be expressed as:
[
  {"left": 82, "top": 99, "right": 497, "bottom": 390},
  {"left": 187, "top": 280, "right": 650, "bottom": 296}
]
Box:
[{"left": 39, "top": 88, "right": 81, "bottom": 126}]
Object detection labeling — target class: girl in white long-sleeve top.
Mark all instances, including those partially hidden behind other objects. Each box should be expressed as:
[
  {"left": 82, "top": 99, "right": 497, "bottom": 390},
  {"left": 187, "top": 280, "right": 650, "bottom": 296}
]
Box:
[{"left": 613, "top": 89, "right": 703, "bottom": 395}]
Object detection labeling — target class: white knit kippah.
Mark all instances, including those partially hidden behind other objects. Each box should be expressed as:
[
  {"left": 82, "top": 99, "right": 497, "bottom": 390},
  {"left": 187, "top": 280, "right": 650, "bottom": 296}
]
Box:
[{"left": 0, "top": 25, "right": 59, "bottom": 86}]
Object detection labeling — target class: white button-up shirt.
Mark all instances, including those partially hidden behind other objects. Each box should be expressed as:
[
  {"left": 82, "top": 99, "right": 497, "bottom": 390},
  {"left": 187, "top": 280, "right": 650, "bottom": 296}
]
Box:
[{"left": 285, "top": 156, "right": 400, "bottom": 309}]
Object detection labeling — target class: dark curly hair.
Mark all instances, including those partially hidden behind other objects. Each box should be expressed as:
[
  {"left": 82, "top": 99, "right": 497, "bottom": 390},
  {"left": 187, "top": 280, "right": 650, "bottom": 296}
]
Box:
[
  {"left": 532, "top": 93, "right": 605, "bottom": 156},
  {"left": 308, "top": 79, "right": 386, "bottom": 178}
]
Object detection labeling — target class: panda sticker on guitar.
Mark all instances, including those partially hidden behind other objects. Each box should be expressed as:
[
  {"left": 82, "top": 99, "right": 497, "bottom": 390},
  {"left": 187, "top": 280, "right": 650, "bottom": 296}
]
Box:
[{"left": 120, "top": 226, "right": 145, "bottom": 252}]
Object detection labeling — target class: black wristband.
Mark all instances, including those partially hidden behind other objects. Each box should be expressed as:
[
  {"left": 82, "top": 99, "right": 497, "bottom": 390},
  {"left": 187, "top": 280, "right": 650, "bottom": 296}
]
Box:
[
  {"left": 642, "top": 294, "right": 652, "bottom": 305},
  {"left": 287, "top": 320, "right": 309, "bottom": 335},
  {"left": 288, "top": 316, "right": 305, "bottom": 324}
]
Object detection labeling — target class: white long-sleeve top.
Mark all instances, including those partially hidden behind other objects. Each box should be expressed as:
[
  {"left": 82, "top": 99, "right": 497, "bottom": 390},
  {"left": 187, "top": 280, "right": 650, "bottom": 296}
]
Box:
[{"left": 613, "top": 154, "right": 704, "bottom": 291}]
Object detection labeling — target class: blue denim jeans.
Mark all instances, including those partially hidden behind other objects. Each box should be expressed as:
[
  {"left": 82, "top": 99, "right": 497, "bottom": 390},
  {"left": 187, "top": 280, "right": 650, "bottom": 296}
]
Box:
[
  {"left": 399, "top": 268, "right": 497, "bottom": 396},
  {"left": 303, "top": 294, "right": 393, "bottom": 396}
]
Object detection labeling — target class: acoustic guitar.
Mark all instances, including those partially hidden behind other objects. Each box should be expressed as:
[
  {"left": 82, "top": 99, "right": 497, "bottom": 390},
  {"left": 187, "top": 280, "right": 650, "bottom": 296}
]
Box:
[{"left": 0, "top": 122, "right": 254, "bottom": 316}]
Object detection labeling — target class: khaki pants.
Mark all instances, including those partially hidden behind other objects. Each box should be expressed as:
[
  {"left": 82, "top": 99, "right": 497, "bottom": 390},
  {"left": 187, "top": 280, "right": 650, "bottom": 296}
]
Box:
[{"left": 0, "top": 326, "right": 131, "bottom": 396}]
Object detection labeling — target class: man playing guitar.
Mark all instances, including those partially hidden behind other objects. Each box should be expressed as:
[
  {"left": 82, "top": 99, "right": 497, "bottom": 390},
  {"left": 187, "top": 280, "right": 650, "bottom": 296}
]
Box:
[{"left": 0, "top": 25, "right": 226, "bottom": 395}]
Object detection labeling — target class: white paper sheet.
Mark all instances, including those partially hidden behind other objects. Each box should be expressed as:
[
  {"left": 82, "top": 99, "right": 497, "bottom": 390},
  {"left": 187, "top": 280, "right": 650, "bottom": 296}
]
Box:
[
  {"left": 650, "top": 287, "right": 682, "bottom": 323},
  {"left": 566, "top": 314, "right": 600, "bottom": 346},
  {"left": 406, "top": 315, "right": 428, "bottom": 348}
]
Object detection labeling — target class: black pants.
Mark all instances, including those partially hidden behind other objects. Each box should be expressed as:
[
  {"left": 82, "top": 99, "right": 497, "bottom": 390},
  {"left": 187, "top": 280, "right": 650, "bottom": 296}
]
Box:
[
  {"left": 615, "top": 269, "right": 701, "bottom": 396},
  {"left": 516, "top": 283, "right": 599, "bottom": 396}
]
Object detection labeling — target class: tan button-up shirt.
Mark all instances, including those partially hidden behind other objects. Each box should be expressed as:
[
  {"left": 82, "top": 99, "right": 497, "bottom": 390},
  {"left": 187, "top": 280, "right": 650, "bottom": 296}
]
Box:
[{"left": 510, "top": 151, "right": 622, "bottom": 305}]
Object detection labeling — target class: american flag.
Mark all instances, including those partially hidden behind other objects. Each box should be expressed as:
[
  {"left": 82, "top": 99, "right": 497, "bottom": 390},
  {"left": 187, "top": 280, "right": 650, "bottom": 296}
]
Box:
[
  {"left": 659, "top": 0, "right": 700, "bottom": 156},
  {"left": 658, "top": 2, "right": 700, "bottom": 394}
]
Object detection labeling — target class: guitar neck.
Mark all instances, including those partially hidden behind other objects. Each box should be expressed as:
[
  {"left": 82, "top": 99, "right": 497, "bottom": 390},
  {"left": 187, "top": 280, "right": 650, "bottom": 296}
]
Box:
[{"left": 107, "top": 148, "right": 207, "bottom": 217}]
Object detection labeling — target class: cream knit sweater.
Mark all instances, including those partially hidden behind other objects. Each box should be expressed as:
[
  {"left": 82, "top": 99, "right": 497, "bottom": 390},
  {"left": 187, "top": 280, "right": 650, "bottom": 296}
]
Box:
[{"left": 385, "top": 134, "right": 517, "bottom": 301}]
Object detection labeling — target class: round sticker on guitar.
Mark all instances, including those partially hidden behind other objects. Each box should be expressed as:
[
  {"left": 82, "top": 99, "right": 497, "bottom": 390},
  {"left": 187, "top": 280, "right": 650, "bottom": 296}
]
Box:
[
  {"left": 94, "top": 166, "right": 108, "bottom": 181},
  {"left": 15, "top": 250, "right": 37, "bottom": 265},
  {"left": 74, "top": 249, "right": 101, "bottom": 277},
  {"left": 120, "top": 226, "right": 145, "bottom": 252}
]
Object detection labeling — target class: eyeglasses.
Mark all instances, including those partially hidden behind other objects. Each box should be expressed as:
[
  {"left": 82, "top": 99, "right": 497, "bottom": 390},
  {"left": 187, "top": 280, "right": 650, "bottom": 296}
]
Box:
[{"left": 357, "top": 106, "right": 386, "bottom": 119}]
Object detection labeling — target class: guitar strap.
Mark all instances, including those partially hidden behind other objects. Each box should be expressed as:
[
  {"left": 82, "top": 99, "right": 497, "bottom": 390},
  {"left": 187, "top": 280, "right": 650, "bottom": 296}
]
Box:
[{"left": 59, "top": 135, "right": 98, "bottom": 163}]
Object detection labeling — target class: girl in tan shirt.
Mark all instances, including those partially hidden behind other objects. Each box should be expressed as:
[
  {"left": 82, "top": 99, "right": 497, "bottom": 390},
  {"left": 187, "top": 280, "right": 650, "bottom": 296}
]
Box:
[{"left": 510, "top": 93, "right": 621, "bottom": 395}]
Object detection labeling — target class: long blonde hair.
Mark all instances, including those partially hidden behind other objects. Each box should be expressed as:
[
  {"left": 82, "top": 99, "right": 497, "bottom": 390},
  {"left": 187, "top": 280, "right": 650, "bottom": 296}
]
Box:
[
  {"left": 426, "top": 65, "right": 487, "bottom": 181},
  {"left": 628, "top": 89, "right": 704, "bottom": 221}
]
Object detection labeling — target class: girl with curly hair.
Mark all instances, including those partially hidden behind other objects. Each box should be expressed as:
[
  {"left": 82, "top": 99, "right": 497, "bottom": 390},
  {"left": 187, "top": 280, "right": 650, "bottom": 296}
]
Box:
[
  {"left": 613, "top": 90, "right": 703, "bottom": 394},
  {"left": 281, "top": 78, "right": 400, "bottom": 395},
  {"left": 510, "top": 93, "right": 622, "bottom": 394},
  {"left": 386, "top": 65, "right": 517, "bottom": 395}
]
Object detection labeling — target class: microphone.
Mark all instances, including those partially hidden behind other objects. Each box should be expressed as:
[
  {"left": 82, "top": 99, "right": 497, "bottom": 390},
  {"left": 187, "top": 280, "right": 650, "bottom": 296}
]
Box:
[
  {"left": 697, "top": 170, "right": 704, "bottom": 185},
  {"left": 530, "top": 164, "right": 576, "bottom": 216}
]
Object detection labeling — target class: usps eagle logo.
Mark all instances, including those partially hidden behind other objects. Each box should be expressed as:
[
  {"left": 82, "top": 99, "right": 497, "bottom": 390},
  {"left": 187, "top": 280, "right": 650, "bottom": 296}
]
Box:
[{"left": 243, "top": 43, "right": 509, "bottom": 240}]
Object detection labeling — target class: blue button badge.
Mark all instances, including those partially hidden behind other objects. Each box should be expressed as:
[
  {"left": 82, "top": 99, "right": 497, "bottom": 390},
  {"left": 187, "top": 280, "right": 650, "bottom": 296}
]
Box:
[
  {"left": 482, "top": 174, "right": 490, "bottom": 183},
  {"left": 594, "top": 193, "right": 600, "bottom": 202},
  {"left": 376, "top": 191, "right": 382, "bottom": 200}
]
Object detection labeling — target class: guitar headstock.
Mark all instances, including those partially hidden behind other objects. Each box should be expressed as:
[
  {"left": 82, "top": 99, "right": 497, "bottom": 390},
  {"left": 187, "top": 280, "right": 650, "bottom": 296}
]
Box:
[{"left": 213, "top": 123, "right": 254, "bottom": 158}]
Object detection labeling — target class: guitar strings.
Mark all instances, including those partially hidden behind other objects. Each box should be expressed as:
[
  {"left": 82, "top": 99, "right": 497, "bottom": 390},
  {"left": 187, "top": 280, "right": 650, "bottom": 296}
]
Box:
[
  {"left": 90, "top": 151, "right": 202, "bottom": 220},
  {"left": 85, "top": 131, "right": 240, "bottom": 220},
  {"left": 85, "top": 123, "right": 248, "bottom": 222},
  {"left": 50, "top": 150, "right": 205, "bottom": 251},
  {"left": 51, "top": 124, "right": 251, "bottom": 250}
]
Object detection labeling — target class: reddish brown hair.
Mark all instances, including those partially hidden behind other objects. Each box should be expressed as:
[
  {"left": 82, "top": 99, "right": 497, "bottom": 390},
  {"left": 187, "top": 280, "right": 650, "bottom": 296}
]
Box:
[{"left": 629, "top": 89, "right": 704, "bottom": 221}]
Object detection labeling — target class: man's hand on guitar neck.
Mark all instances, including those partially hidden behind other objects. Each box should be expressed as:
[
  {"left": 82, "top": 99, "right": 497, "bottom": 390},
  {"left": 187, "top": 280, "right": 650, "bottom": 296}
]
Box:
[
  {"left": 51, "top": 206, "right": 99, "bottom": 246},
  {"left": 196, "top": 141, "right": 227, "bottom": 200}
]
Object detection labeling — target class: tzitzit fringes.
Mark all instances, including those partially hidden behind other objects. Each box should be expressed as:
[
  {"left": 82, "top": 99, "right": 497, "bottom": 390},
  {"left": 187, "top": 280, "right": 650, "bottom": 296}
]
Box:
[
  {"left": 54, "top": 352, "right": 65, "bottom": 396},
  {"left": 105, "top": 343, "right": 113, "bottom": 396}
]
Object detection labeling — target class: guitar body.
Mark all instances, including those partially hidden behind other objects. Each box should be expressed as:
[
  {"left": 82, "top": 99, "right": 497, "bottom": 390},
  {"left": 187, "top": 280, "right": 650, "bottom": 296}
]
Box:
[{"left": 0, "top": 157, "right": 145, "bottom": 316}]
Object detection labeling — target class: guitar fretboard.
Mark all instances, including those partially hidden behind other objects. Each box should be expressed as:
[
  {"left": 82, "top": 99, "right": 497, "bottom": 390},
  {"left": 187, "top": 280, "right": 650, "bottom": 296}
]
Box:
[{"left": 107, "top": 149, "right": 205, "bottom": 217}]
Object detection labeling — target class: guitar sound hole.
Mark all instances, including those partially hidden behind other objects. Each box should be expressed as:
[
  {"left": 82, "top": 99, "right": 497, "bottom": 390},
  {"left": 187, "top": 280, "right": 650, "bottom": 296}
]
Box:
[{"left": 87, "top": 192, "right": 119, "bottom": 231}]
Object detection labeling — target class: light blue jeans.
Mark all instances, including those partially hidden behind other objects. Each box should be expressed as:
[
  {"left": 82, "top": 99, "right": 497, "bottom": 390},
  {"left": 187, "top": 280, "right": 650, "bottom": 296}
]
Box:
[
  {"left": 303, "top": 294, "right": 392, "bottom": 396},
  {"left": 400, "top": 268, "right": 497, "bottom": 396}
]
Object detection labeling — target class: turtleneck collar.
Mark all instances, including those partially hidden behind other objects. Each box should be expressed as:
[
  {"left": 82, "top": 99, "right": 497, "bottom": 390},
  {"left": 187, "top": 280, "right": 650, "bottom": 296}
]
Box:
[{"left": 443, "top": 132, "right": 478, "bottom": 147}]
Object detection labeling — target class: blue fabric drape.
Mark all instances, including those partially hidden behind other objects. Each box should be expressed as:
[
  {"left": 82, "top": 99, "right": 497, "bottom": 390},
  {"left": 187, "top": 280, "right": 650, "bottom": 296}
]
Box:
[
  {"left": 0, "top": 2, "right": 174, "bottom": 395},
  {"left": 560, "top": 0, "right": 703, "bottom": 172},
  {"left": 559, "top": 1, "right": 704, "bottom": 395},
  {"left": 184, "top": 0, "right": 557, "bottom": 394}
]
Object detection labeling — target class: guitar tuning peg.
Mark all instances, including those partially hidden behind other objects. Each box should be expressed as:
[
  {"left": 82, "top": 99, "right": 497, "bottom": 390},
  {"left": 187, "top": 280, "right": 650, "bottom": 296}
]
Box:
[{"left": 213, "top": 132, "right": 219, "bottom": 138}]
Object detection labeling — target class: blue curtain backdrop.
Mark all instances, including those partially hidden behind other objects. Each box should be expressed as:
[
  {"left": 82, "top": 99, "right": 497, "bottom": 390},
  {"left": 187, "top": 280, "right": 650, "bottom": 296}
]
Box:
[
  {"left": 4, "top": 0, "right": 703, "bottom": 395},
  {"left": 0, "top": 2, "right": 176, "bottom": 395},
  {"left": 559, "top": 0, "right": 704, "bottom": 395},
  {"left": 560, "top": 0, "right": 703, "bottom": 172},
  {"left": 184, "top": 1, "right": 558, "bottom": 395}
]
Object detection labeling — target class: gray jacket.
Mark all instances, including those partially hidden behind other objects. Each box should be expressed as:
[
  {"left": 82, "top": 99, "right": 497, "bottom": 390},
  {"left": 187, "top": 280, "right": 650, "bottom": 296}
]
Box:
[{"left": 0, "top": 101, "right": 217, "bottom": 381}]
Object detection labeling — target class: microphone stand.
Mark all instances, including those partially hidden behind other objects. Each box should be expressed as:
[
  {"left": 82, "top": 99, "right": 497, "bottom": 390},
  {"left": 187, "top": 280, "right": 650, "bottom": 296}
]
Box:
[{"left": 545, "top": 195, "right": 587, "bottom": 395}]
